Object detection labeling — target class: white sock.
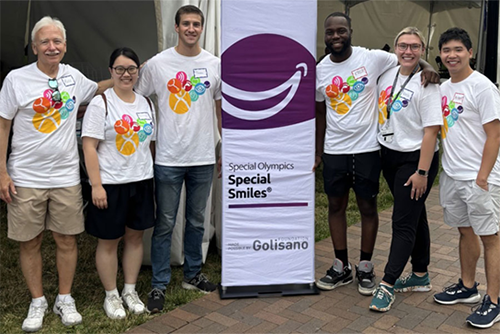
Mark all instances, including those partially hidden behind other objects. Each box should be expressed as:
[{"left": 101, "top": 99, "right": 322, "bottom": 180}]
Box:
[
  {"left": 57, "top": 293, "right": 72, "bottom": 303},
  {"left": 122, "top": 283, "right": 136, "bottom": 295},
  {"left": 32, "top": 296, "right": 47, "bottom": 306},
  {"left": 105, "top": 288, "right": 119, "bottom": 298}
]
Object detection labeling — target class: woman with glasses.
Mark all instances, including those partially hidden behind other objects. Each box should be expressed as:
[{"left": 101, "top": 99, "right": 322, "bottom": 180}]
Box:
[
  {"left": 369, "top": 27, "right": 443, "bottom": 312},
  {"left": 82, "top": 47, "right": 155, "bottom": 319}
]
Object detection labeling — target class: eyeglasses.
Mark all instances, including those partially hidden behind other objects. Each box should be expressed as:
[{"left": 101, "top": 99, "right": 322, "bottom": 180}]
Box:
[
  {"left": 396, "top": 43, "right": 422, "bottom": 51},
  {"left": 112, "top": 66, "right": 138, "bottom": 75},
  {"left": 48, "top": 78, "right": 61, "bottom": 102}
]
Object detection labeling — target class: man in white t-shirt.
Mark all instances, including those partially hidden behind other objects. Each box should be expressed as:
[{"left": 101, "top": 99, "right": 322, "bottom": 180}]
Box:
[
  {"left": 433, "top": 28, "right": 500, "bottom": 329},
  {"left": 0, "top": 16, "right": 111, "bottom": 332},
  {"left": 135, "top": 5, "right": 221, "bottom": 313},
  {"left": 314, "top": 12, "right": 439, "bottom": 296}
]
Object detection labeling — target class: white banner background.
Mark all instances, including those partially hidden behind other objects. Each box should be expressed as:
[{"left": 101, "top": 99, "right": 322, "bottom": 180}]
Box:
[{"left": 221, "top": 0, "right": 317, "bottom": 287}]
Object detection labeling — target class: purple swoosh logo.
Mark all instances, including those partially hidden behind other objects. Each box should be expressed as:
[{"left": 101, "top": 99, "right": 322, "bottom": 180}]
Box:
[{"left": 222, "top": 34, "right": 315, "bottom": 130}]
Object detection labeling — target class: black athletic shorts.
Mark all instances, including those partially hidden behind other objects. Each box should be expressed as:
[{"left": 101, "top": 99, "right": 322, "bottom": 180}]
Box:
[
  {"left": 322, "top": 151, "right": 381, "bottom": 199},
  {"left": 85, "top": 178, "right": 154, "bottom": 240}
]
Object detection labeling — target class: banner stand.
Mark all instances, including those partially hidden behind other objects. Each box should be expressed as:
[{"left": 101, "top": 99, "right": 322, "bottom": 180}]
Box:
[
  {"left": 220, "top": 0, "right": 317, "bottom": 296},
  {"left": 219, "top": 284, "right": 319, "bottom": 299}
]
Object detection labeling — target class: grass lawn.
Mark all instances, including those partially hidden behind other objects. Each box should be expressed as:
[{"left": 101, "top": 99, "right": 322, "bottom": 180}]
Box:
[{"left": 0, "top": 165, "right": 397, "bottom": 333}]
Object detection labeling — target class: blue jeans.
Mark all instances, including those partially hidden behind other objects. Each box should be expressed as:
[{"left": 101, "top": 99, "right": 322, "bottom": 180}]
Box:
[{"left": 151, "top": 164, "right": 214, "bottom": 290}]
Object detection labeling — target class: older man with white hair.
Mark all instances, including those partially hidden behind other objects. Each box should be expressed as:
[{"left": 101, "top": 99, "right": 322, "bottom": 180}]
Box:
[{"left": 0, "top": 16, "right": 111, "bottom": 332}]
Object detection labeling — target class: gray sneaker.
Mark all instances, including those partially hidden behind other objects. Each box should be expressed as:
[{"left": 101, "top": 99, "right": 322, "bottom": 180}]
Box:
[
  {"left": 316, "top": 259, "right": 353, "bottom": 291},
  {"left": 355, "top": 261, "right": 376, "bottom": 295}
]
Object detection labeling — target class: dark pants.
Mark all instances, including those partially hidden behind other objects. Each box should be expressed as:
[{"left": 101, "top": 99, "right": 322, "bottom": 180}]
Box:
[{"left": 381, "top": 147, "right": 439, "bottom": 285}]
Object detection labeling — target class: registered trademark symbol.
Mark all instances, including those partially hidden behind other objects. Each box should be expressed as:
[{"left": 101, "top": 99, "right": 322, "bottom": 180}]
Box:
[{"left": 267, "top": 187, "right": 272, "bottom": 192}]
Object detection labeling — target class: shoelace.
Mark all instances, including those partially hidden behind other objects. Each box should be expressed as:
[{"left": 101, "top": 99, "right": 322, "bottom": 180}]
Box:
[
  {"left": 374, "top": 286, "right": 391, "bottom": 300},
  {"left": 151, "top": 288, "right": 164, "bottom": 300},
  {"left": 357, "top": 269, "right": 374, "bottom": 281},
  {"left": 192, "top": 273, "right": 209, "bottom": 285},
  {"left": 399, "top": 272, "right": 413, "bottom": 284},
  {"left": 108, "top": 295, "right": 123, "bottom": 309},
  {"left": 326, "top": 267, "right": 343, "bottom": 279},
  {"left": 123, "top": 291, "right": 143, "bottom": 306},
  {"left": 57, "top": 300, "right": 77, "bottom": 314},
  {"left": 442, "top": 282, "right": 460, "bottom": 292},
  {"left": 27, "top": 304, "right": 46, "bottom": 318},
  {"left": 470, "top": 297, "right": 491, "bottom": 314}
]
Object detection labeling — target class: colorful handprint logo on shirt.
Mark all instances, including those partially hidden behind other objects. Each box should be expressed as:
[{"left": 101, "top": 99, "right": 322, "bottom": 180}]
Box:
[
  {"left": 31, "top": 89, "right": 75, "bottom": 133},
  {"left": 167, "top": 71, "right": 211, "bottom": 114},
  {"left": 441, "top": 95, "right": 463, "bottom": 139},
  {"left": 114, "top": 114, "right": 154, "bottom": 156},
  {"left": 325, "top": 73, "right": 368, "bottom": 115},
  {"left": 377, "top": 86, "right": 411, "bottom": 124}
]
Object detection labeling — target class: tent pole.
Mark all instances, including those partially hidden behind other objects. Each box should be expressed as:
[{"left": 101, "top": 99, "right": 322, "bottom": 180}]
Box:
[
  {"left": 425, "top": 1, "right": 434, "bottom": 61},
  {"left": 476, "top": 0, "right": 486, "bottom": 73},
  {"left": 23, "top": 0, "right": 31, "bottom": 64},
  {"left": 484, "top": 0, "right": 499, "bottom": 84}
]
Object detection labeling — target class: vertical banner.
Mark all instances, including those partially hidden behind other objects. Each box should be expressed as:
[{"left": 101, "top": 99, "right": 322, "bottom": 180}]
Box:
[{"left": 221, "top": 0, "right": 317, "bottom": 295}]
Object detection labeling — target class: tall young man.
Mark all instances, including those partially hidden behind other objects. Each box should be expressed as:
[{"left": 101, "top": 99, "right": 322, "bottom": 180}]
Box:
[
  {"left": 433, "top": 27, "right": 500, "bottom": 329},
  {"left": 0, "top": 16, "right": 110, "bottom": 332},
  {"left": 135, "top": 5, "right": 221, "bottom": 313},
  {"left": 315, "top": 12, "right": 439, "bottom": 295}
]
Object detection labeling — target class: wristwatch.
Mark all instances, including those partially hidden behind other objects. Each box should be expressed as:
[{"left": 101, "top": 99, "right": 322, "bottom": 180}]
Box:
[{"left": 416, "top": 169, "right": 428, "bottom": 177}]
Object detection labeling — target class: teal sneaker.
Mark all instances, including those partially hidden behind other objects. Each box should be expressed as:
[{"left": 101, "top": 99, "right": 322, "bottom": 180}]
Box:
[
  {"left": 369, "top": 284, "right": 395, "bottom": 312},
  {"left": 394, "top": 272, "right": 432, "bottom": 292}
]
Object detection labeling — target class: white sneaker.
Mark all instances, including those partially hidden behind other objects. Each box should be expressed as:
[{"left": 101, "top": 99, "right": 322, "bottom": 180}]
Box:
[
  {"left": 122, "top": 290, "right": 146, "bottom": 315},
  {"left": 22, "top": 300, "right": 48, "bottom": 332},
  {"left": 104, "top": 294, "right": 126, "bottom": 319},
  {"left": 53, "top": 296, "right": 82, "bottom": 326}
]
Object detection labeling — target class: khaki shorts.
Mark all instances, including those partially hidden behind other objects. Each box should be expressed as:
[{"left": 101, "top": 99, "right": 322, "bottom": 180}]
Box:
[
  {"left": 439, "top": 171, "right": 500, "bottom": 236},
  {"left": 7, "top": 185, "right": 84, "bottom": 242}
]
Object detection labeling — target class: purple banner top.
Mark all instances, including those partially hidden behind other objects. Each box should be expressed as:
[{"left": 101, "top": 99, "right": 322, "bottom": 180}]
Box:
[{"left": 221, "top": 34, "right": 315, "bottom": 130}]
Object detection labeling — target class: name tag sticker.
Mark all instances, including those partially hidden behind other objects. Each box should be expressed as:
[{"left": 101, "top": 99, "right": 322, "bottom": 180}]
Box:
[
  {"left": 453, "top": 93, "right": 465, "bottom": 105},
  {"left": 352, "top": 67, "right": 368, "bottom": 80},
  {"left": 61, "top": 75, "right": 76, "bottom": 87},
  {"left": 137, "top": 112, "right": 152, "bottom": 121},
  {"left": 400, "top": 88, "right": 414, "bottom": 101},
  {"left": 193, "top": 68, "right": 208, "bottom": 78}
]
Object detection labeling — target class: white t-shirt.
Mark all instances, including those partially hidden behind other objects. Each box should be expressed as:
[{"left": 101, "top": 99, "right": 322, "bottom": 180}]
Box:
[
  {"left": 0, "top": 62, "right": 97, "bottom": 188},
  {"left": 135, "top": 47, "right": 221, "bottom": 166},
  {"left": 440, "top": 71, "right": 500, "bottom": 185},
  {"left": 316, "top": 47, "right": 398, "bottom": 154},
  {"left": 377, "top": 66, "right": 442, "bottom": 152},
  {"left": 82, "top": 89, "right": 155, "bottom": 184}
]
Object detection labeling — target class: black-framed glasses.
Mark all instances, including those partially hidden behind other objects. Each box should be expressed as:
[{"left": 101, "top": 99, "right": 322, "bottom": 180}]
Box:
[
  {"left": 112, "top": 66, "right": 138, "bottom": 75},
  {"left": 48, "top": 78, "right": 61, "bottom": 102},
  {"left": 396, "top": 43, "right": 422, "bottom": 51}
]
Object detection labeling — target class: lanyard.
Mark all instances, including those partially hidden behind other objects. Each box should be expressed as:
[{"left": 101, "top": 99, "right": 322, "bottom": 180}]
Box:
[{"left": 386, "top": 64, "right": 420, "bottom": 119}]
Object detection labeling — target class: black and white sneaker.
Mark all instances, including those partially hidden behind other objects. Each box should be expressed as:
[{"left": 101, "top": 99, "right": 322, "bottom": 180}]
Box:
[
  {"left": 316, "top": 258, "right": 353, "bottom": 291},
  {"left": 356, "top": 260, "right": 376, "bottom": 295},
  {"left": 182, "top": 273, "right": 217, "bottom": 293},
  {"left": 147, "top": 288, "right": 165, "bottom": 314}
]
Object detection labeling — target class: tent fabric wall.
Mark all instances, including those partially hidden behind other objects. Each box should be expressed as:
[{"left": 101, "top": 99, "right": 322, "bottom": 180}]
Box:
[
  {"left": 0, "top": 1, "right": 30, "bottom": 81},
  {"left": 0, "top": 1, "right": 158, "bottom": 83}
]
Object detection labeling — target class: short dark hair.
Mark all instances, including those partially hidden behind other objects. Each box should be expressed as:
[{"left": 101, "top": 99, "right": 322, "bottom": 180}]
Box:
[
  {"left": 175, "top": 5, "right": 204, "bottom": 27},
  {"left": 438, "top": 27, "right": 472, "bottom": 51},
  {"left": 324, "top": 12, "right": 351, "bottom": 29},
  {"left": 109, "top": 47, "right": 140, "bottom": 68}
]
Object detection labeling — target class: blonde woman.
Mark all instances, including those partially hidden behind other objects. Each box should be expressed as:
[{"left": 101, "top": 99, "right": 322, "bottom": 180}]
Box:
[{"left": 369, "top": 27, "right": 443, "bottom": 312}]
